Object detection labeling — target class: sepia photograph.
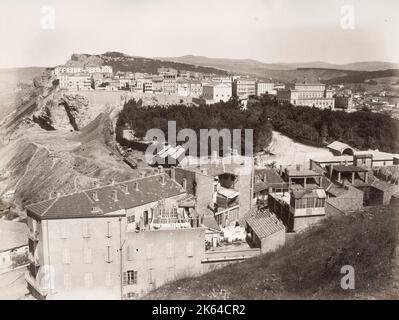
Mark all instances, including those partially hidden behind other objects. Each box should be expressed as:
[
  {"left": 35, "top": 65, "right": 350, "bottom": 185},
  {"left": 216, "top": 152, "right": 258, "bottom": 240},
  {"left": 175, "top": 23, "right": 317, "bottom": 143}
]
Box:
[{"left": 0, "top": 0, "right": 398, "bottom": 307}]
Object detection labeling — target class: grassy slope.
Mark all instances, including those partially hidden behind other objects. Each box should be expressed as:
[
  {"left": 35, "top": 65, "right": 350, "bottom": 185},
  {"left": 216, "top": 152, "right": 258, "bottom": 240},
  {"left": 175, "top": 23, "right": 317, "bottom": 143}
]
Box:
[{"left": 145, "top": 205, "right": 397, "bottom": 300}]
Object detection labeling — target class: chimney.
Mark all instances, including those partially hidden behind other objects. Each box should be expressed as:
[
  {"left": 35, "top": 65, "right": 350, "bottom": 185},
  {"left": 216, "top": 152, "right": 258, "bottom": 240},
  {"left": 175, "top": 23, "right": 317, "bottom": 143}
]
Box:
[
  {"left": 279, "top": 165, "right": 283, "bottom": 175},
  {"left": 158, "top": 165, "right": 163, "bottom": 174},
  {"left": 134, "top": 181, "right": 139, "bottom": 191},
  {"left": 171, "top": 166, "right": 176, "bottom": 181},
  {"left": 140, "top": 171, "right": 145, "bottom": 178},
  {"left": 121, "top": 184, "right": 129, "bottom": 194},
  {"left": 112, "top": 190, "right": 118, "bottom": 202},
  {"left": 182, "top": 178, "right": 187, "bottom": 191},
  {"left": 109, "top": 178, "right": 115, "bottom": 185},
  {"left": 92, "top": 191, "right": 99, "bottom": 201},
  {"left": 160, "top": 175, "right": 165, "bottom": 185},
  {"left": 263, "top": 173, "right": 267, "bottom": 182}
]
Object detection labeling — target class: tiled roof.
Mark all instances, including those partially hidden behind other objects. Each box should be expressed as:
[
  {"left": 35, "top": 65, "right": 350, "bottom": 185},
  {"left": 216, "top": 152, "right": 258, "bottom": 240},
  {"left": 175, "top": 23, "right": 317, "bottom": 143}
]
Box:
[
  {"left": 244, "top": 208, "right": 285, "bottom": 239},
  {"left": 26, "top": 174, "right": 185, "bottom": 220},
  {"left": 0, "top": 220, "right": 28, "bottom": 252},
  {"left": 254, "top": 169, "right": 286, "bottom": 193}
]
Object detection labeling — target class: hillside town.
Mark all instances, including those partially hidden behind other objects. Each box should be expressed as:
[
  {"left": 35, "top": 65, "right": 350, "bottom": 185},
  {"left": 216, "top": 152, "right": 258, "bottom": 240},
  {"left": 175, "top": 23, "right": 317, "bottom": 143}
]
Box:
[{"left": 1, "top": 0, "right": 399, "bottom": 303}]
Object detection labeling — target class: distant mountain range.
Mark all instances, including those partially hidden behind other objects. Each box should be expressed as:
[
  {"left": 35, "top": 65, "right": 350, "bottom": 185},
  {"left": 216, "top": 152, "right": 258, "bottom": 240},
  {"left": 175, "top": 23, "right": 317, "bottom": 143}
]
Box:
[{"left": 156, "top": 55, "right": 399, "bottom": 72}]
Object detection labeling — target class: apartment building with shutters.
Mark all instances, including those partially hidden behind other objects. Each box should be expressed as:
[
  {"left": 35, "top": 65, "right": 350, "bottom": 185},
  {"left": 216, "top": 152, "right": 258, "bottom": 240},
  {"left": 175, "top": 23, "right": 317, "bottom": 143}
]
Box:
[{"left": 25, "top": 173, "right": 205, "bottom": 299}]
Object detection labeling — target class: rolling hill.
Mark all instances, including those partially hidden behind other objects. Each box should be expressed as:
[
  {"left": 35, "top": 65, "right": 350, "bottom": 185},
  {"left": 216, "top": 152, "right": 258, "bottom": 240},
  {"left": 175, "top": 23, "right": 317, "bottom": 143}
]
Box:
[{"left": 64, "top": 52, "right": 229, "bottom": 76}]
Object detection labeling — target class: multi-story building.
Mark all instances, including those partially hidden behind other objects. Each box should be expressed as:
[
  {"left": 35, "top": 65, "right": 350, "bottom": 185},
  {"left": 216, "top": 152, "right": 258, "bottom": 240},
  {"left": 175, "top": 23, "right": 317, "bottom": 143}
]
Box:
[
  {"left": 152, "top": 76, "right": 164, "bottom": 93},
  {"left": 54, "top": 65, "right": 113, "bottom": 79},
  {"left": 176, "top": 79, "right": 191, "bottom": 96},
  {"left": 143, "top": 78, "right": 153, "bottom": 93},
  {"left": 163, "top": 74, "right": 177, "bottom": 94},
  {"left": 256, "top": 82, "right": 276, "bottom": 96},
  {"left": 24, "top": 173, "right": 205, "bottom": 300},
  {"left": 202, "top": 83, "right": 232, "bottom": 104},
  {"left": 175, "top": 155, "right": 254, "bottom": 228},
  {"left": 189, "top": 80, "right": 202, "bottom": 97},
  {"left": 176, "top": 80, "right": 203, "bottom": 97},
  {"left": 233, "top": 78, "right": 256, "bottom": 99},
  {"left": 277, "top": 83, "right": 335, "bottom": 109},
  {"left": 59, "top": 74, "right": 92, "bottom": 91}
]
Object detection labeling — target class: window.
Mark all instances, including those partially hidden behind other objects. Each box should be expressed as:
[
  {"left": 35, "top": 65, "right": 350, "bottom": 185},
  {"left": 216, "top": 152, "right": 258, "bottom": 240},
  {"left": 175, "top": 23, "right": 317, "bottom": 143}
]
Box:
[
  {"left": 105, "top": 246, "right": 113, "bottom": 263},
  {"left": 146, "top": 244, "right": 153, "bottom": 260},
  {"left": 62, "top": 248, "right": 71, "bottom": 264},
  {"left": 83, "top": 247, "right": 92, "bottom": 264},
  {"left": 166, "top": 241, "right": 174, "bottom": 258},
  {"left": 84, "top": 273, "right": 93, "bottom": 289},
  {"left": 127, "top": 215, "right": 135, "bottom": 224},
  {"left": 186, "top": 241, "right": 194, "bottom": 257},
  {"left": 82, "top": 222, "right": 90, "bottom": 238},
  {"left": 105, "top": 272, "right": 113, "bottom": 287},
  {"left": 60, "top": 223, "right": 69, "bottom": 239},
  {"left": 127, "top": 245, "right": 134, "bottom": 261},
  {"left": 63, "top": 273, "right": 72, "bottom": 291},
  {"left": 106, "top": 222, "right": 112, "bottom": 238},
  {"left": 148, "top": 269, "right": 153, "bottom": 284},
  {"left": 168, "top": 267, "right": 175, "bottom": 280},
  {"left": 123, "top": 270, "right": 138, "bottom": 285}
]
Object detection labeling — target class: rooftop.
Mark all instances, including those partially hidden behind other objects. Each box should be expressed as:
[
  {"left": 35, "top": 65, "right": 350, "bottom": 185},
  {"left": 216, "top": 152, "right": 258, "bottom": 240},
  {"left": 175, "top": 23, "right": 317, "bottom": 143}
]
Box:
[
  {"left": 332, "top": 165, "right": 368, "bottom": 173},
  {"left": 286, "top": 167, "right": 322, "bottom": 177},
  {"left": 244, "top": 208, "right": 285, "bottom": 239},
  {"left": 26, "top": 174, "right": 185, "bottom": 220}
]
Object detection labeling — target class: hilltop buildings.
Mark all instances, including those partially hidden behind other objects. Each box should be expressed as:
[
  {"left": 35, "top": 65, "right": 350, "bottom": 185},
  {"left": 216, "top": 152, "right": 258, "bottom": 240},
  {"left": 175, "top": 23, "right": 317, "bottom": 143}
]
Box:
[
  {"left": 277, "top": 83, "right": 335, "bottom": 109},
  {"left": 232, "top": 78, "right": 256, "bottom": 99},
  {"left": 202, "top": 83, "right": 232, "bottom": 104}
]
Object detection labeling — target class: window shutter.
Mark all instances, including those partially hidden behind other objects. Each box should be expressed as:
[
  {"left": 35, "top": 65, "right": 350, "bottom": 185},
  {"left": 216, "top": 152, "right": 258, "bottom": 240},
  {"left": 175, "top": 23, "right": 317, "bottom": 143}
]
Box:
[
  {"left": 122, "top": 272, "right": 127, "bottom": 286},
  {"left": 61, "top": 223, "right": 69, "bottom": 239},
  {"left": 148, "top": 269, "right": 153, "bottom": 284},
  {"left": 82, "top": 222, "right": 90, "bottom": 238},
  {"left": 105, "top": 272, "right": 113, "bottom": 287},
  {"left": 84, "top": 247, "right": 92, "bottom": 264},
  {"left": 127, "top": 245, "right": 134, "bottom": 261},
  {"left": 146, "top": 244, "right": 153, "bottom": 260},
  {"left": 84, "top": 273, "right": 93, "bottom": 289},
  {"left": 63, "top": 248, "right": 71, "bottom": 264},
  {"left": 106, "top": 221, "right": 112, "bottom": 238},
  {"left": 186, "top": 241, "right": 194, "bottom": 257},
  {"left": 166, "top": 241, "right": 174, "bottom": 258}
]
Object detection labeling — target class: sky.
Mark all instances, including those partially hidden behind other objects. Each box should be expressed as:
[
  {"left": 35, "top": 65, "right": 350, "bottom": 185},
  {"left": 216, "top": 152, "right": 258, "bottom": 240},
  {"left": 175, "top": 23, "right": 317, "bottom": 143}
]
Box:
[{"left": 0, "top": 0, "right": 398, "bottom": 68}]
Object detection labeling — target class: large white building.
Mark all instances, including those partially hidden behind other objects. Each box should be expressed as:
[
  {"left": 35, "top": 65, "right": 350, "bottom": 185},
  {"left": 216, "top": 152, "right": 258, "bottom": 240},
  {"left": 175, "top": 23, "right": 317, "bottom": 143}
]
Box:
[
  {"left": 256, "top": 82, "right": 277, "bottom": 96},
  {"left": 59, "top": 74, "right": 92, "bottom": 91},
  {"left": 202, "top": 83, "right": 232, "bottom": 104},
  {"left": 277, "top": 83, "right": 335, "bottom": 109}
]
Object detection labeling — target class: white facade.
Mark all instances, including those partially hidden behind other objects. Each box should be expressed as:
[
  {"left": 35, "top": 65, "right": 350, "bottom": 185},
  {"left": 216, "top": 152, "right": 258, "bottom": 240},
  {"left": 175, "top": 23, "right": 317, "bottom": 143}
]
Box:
[
  {"left": 59, "top": 74, "right": 92, "bottom": 91},
  {"left": 256, "top": 82, "right": 276, "bottom": 96},
  {"left": 202, "top": 83, "right": 232, "bottom": 104}
]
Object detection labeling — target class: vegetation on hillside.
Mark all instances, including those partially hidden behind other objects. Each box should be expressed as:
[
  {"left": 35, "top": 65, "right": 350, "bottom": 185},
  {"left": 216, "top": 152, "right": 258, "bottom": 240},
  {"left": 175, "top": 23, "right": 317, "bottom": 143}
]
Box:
[
  {"left": 258, "top": 96, "right": 399, "bottom": 153},
  {"left": 116, "top": 99, "right": 273, "bottom": 155},
  {"left": 145, "top": 205, "right": 397, "bottom": 300}
]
